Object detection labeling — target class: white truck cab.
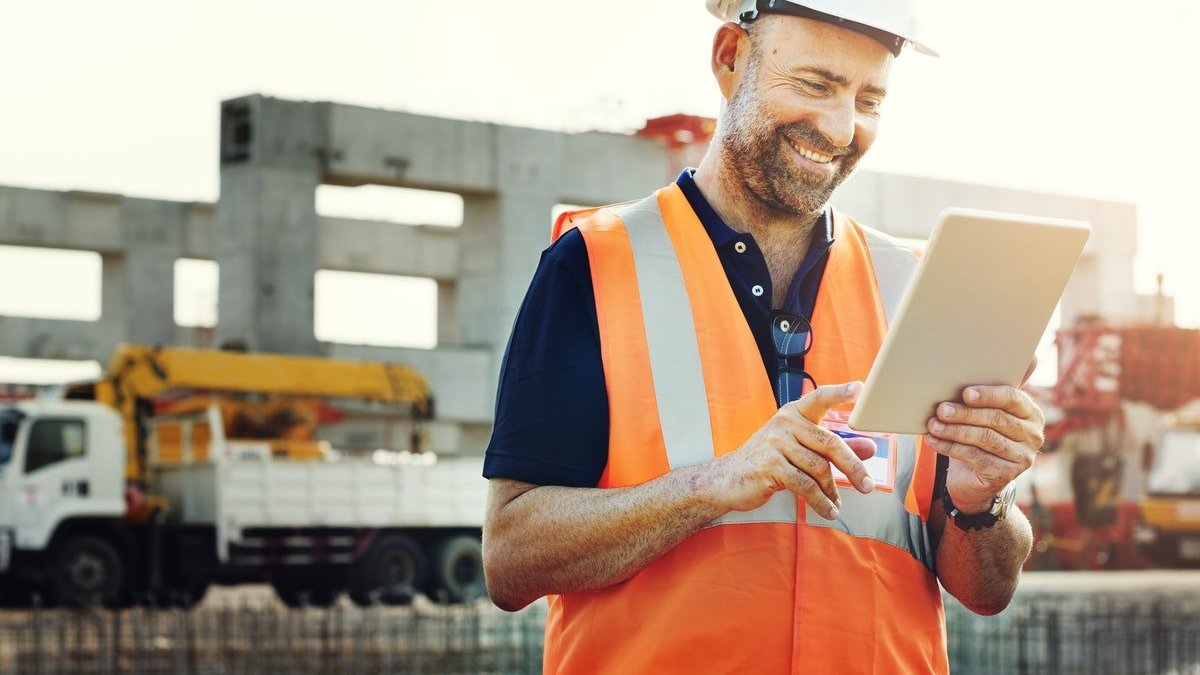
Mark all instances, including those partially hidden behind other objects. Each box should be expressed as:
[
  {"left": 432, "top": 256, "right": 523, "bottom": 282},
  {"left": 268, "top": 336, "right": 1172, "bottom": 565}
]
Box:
[
  {"left": 0, "top": 400, "right": 127, "bottom": 605},
  {"left": 0, "top": 400, "right": 126, "bottom": 550}
]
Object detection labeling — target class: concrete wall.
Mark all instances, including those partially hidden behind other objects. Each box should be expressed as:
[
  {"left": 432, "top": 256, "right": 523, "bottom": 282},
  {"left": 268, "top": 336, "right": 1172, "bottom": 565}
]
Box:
[
  {"left": 833, "top": 172, "right": 1141, "bottom": 325},
  {"left": 0, "top": 94, "right": 1143, "bottom": 455}
]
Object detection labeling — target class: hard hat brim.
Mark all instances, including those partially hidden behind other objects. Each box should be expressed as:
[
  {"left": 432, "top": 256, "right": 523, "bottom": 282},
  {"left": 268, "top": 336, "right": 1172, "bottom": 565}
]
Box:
[{"left": 708, "top": 0, "right": 938, "bottom": 58}]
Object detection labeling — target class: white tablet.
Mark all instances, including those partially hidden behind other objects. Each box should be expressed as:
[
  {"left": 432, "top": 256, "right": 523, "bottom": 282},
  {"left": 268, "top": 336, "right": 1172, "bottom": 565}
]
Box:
[{"left": 848, "top": 208, "right": 1090, "bottom": 435}]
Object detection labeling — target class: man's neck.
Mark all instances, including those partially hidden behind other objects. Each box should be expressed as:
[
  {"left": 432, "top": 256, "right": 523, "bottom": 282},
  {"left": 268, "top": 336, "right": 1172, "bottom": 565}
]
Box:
[{"left": 692, "top": 157, "right": 824, "bottom": 309}]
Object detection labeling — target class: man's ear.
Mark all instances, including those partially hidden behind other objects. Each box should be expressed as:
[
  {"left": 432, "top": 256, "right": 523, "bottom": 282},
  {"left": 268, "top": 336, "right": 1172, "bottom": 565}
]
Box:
[{"left": 711, "top": 22, "right": 750, "bottom": 101}]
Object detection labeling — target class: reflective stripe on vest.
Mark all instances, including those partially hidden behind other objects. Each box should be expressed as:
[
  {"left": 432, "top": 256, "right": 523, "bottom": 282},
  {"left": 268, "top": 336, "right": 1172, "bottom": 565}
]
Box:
[
  {"left": 860, "top": 225, "right": 919, "bottom": 324},
  {"left": 616, "top": 197, "right": 716, "bottom": 470},
  {"left": 616, "top": 196, "right": 802, "bottom": 527}
]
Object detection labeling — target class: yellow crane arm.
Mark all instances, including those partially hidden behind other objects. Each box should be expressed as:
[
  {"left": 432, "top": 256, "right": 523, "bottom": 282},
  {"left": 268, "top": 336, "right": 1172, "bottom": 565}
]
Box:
[
  {"left": 103, "top": 344, "right": 431, "bottom": 407},
  {"left": 72, "top": 344, "right": 433, "bottom": 482}
]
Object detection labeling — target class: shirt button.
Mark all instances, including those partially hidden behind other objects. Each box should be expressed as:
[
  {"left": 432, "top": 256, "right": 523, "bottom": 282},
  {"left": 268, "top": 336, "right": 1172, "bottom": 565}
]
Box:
[
  {"left": 734, "top": 241, "right": 747, "bottom": 253},
  {"left": 752, "top": 285, "right": 764, "bottom": 297}
]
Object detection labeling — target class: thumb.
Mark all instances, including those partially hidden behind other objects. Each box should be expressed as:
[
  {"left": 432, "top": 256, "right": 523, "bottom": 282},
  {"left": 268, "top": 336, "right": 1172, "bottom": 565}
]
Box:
[
  {"left": 790, "top": 381, "right": 863, "bottom": 424},
  {"left": 846, "top": 435, "right": 878, "bottom": 461}
]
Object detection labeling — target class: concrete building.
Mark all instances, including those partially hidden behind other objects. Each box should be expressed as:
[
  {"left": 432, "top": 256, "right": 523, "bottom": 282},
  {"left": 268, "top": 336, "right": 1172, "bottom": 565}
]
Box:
[{"left": 0, "top": 94, "right": 1156, "bottom": 455}]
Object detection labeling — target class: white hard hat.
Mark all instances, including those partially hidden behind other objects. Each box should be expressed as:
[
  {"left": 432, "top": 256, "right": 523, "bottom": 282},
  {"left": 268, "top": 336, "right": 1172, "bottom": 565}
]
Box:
[{"left": 706, "top": 0, "right": 937, "bottom": 57}]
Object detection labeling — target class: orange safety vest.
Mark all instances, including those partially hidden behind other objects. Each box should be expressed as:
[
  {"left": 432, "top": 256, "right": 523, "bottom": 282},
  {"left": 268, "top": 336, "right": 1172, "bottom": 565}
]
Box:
[{"left": 545, "top": 184, "right": 947, "bottom": 674}]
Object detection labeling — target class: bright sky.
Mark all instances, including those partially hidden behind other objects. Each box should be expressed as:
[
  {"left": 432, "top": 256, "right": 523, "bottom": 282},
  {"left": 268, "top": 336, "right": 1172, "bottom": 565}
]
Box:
[{"left": 1, "top": 0, "right": 1197, "bottom": 383}]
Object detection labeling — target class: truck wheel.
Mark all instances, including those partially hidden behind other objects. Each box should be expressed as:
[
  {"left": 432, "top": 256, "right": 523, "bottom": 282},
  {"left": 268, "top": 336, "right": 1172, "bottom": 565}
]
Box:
[
  {"left": 272, "top": 581, "right": 305, "bottom": 608},
  {"left": 348, "top": 535, "right": 426, "bottom": 607},
  {"left": 51, "top": 535, "right": 125, "bottom": 608},
  {"left": 272, "top": 579, "right": 341, "bottom": 608},
  {"left": 306, "top": 585, "right": 341, "bottom": 608},
  {"left": 430, "top": 535, "right": 486, "bottom": 604},
  {"left": 164, "top": 571, "right": 211, "bottom": 609}
]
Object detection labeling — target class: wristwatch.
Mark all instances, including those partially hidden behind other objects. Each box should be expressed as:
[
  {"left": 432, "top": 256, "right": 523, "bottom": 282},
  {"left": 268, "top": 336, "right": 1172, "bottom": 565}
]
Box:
[{"left": 942, "top": 482, "right": 1017, "bottom": 532}]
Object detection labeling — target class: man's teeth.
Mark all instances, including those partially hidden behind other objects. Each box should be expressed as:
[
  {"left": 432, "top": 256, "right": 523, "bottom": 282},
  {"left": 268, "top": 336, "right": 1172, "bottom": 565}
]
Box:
[{"left": 789, "top": 139, "right": 833, "bottom": 164}]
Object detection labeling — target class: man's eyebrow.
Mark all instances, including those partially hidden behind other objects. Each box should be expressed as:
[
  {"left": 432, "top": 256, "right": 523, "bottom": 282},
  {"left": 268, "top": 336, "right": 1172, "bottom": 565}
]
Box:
[{"left": 793, "top": 66, "right": 888, "bottom": 98}]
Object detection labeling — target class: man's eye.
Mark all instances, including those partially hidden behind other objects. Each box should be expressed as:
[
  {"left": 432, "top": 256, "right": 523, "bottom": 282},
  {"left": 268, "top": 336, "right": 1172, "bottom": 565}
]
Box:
[
  {"left": 801, "top": 80, "right": 830, "bottom": 95},
  {"left": 857, "top": 99, "right": 882, "bottom": 113}
]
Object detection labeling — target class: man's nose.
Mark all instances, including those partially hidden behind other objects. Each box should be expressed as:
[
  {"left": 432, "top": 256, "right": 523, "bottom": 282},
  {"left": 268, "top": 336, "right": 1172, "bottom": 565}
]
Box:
[{"left": 814, "top": 99, "right": 856, "bottom": 150}]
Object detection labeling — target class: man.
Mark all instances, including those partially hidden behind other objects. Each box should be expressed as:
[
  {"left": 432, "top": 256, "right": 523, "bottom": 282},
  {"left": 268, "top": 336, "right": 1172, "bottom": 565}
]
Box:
[{"left": 482, "top": 1, "right": 1043, "bottom": 672}]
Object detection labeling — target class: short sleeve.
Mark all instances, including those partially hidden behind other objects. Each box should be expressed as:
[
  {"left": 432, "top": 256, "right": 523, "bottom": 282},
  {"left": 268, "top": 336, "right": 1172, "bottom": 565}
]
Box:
[{"left": 482, "top": 228, "right": 609, "bottom": 487}]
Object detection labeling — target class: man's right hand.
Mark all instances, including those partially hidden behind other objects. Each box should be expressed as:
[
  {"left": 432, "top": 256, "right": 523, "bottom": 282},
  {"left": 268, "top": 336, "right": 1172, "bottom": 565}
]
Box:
[
  {"left": 484, "top": 381, "right": 878, "bottom": 609},
  {"left": 710, "top": 381, "right": 877, "bottom": 520}
]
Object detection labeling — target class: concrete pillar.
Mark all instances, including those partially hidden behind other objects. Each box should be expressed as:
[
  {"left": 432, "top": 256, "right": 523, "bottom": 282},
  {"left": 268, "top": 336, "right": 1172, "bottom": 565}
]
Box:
[
  {"left": 460, "top": 189, "right": 556, "bottom": 351},
  {"left": 98, "top": 198, "right": 180, "bottom": 350},
  {"left": 437, "top": 280, "right": 459, "bottom": 345},
  {"left": 99, "top": 253, "right": 127, "bottom": 349},
  {"left": 459, "top": 126, "right": 563, "bottom": 349},
  {"left": 215, "top": 96, "right": 323, "bottom": 355},
  {"left": 120, "top": 199, "right": 179, "bottom": 346},
  {"left": 458, "top": 195, "right": 501, "bottom": 350}
]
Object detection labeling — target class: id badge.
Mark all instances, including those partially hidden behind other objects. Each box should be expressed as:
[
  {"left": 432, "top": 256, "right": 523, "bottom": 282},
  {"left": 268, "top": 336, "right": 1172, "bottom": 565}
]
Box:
[{"left": 821, "top": 409, "right": 898, "bottom": 492}]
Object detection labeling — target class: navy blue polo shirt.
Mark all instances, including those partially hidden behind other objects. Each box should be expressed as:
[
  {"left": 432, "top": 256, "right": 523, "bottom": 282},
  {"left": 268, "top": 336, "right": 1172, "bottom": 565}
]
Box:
[{"left": 482, "top": 169, "right": 835, "bottom": 488}]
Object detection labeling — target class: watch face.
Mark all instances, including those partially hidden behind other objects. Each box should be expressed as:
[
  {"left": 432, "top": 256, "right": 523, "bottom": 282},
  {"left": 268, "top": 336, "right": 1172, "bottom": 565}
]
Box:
[{"left": 991, "top": 484, "right": 1018, "bottom": 518}]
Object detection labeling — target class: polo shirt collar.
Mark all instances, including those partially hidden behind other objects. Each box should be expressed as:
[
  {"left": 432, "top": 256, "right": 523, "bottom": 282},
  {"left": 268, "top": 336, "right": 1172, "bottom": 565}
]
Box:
[{"left": 674, "top": 168, "right": 834, "bottom": 252}]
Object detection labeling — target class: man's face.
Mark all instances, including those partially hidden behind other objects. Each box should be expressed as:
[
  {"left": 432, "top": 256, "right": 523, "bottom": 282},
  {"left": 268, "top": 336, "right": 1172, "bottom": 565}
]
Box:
[{"left": 717, "top": 16, "right": 894, "bottom": 217}]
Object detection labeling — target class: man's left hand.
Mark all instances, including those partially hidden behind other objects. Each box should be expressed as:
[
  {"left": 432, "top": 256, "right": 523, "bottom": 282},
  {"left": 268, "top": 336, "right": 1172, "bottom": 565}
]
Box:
[{"left": 924, "top": 384, "right": 1045, "bottom": 514}]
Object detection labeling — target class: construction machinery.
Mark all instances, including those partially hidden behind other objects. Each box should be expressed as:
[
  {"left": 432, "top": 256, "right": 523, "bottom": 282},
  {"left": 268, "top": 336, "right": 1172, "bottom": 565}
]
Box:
[
  {"left": 0, "top": 345, "right": 488, "bottom": 608},
  {"left": 1021, "top": 318, "right": 1200, "bottom": 570},
  {"left": 1136, "top": 416, "right": 1200, "bottom": 566}
]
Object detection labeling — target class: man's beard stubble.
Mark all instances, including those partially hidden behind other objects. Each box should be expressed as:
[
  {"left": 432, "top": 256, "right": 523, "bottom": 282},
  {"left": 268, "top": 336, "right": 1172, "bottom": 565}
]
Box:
[{"left": 717, "top": 69, "right": 865, "bottom": 220}]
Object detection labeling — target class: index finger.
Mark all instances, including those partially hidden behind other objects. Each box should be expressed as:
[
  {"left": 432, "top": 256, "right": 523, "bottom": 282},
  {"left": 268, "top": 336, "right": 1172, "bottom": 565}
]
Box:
[
  {"left": 961, "top": 385, "right": 1038, "bottom": 420},
  {"left": 777, "top": 414, "right": 876, "bottom": 494},
  {"left": 789, "top": 381, "right": 863, "bottom": 424}
]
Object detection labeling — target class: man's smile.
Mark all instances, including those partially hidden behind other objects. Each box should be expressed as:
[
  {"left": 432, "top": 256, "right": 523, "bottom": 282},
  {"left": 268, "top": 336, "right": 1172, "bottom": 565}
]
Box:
[{"left": 784, "top": 134, "right": 839, "bottom": 167}]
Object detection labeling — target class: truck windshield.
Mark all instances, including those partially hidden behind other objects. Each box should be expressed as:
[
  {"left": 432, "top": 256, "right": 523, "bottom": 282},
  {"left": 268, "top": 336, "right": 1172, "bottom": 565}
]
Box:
[
  {"left": 0, "top": 409, "right": 20, "bottom": 468},
  {"left": 1146, "top": 429, "right": 1200, "bottom": 497}
]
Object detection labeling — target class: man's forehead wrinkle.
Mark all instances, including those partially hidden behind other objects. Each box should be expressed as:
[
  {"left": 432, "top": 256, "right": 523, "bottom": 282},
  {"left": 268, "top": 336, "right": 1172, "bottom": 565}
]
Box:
[
  {"left": 759, "top": 49, "right": 801, "bottom": 83},
  {"left": 754, "top": 47, "right": 803, "bottom": 89}
]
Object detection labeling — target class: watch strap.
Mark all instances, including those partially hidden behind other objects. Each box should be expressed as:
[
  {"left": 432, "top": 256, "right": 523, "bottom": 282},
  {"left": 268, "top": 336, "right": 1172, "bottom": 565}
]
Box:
[{"left": 943, "top": 483, "right": 1013, "bottom": 532}]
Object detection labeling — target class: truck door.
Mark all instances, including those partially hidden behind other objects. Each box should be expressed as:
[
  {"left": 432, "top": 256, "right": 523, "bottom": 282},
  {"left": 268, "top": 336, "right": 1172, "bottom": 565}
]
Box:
[
  {"left": 12, "top": 417, "right": 94, "bottom": 550},
  {"left": 0, "top": 410, "right": 21, "bottom": 568}
]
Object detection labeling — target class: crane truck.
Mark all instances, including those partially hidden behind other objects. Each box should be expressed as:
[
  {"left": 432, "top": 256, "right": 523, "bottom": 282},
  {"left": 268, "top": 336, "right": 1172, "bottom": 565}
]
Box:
[
  {"left": 0, "top": 345, "right": 488, "bottom": 609},
  {"left": 1021, "top": 318, "right": 1200, "bottom": 570}
]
